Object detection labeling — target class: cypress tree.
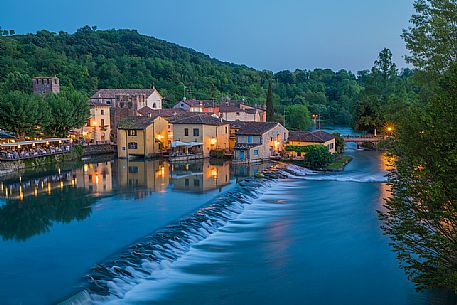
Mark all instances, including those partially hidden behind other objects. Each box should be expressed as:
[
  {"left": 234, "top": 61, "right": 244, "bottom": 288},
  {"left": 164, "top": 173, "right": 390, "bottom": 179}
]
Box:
[{"left": 266, "top": 80, "right": 274, "bottom": 121}]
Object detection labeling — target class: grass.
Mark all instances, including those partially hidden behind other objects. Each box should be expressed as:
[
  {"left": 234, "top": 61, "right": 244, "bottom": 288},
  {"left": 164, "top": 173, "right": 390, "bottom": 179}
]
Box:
[{"left": 324, "top": 155, "right": 353, "bottom": 171}]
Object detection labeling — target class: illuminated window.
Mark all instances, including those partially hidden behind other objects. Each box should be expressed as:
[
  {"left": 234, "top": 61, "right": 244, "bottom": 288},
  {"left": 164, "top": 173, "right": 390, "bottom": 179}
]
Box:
[
  {"left": 128, "top": 130, "right": 137, "bottom": 136},
  {"left": 128, "top": 142, "right": 138, "bottom": 149}
]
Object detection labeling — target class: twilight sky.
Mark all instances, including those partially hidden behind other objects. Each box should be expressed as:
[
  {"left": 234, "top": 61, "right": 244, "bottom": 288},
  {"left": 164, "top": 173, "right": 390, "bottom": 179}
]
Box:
[{"left": 1, "top": 0, "right": 415, "bottom": 72}]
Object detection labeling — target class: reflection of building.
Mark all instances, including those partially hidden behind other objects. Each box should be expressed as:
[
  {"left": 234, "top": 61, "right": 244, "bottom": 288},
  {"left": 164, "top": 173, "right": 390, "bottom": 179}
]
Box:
[
  {"left": 117, "top": 159, "right": 170, "bottom": 194},
  {"left": 74, "top": 161, "right": 113, "bottom": 194},
  {"left": 287, "top": 131, "right": 336, "bottom": 157},
  {"left": 233, "top": 122, "right": 289, "bottom": 163},
  {"left": 117, "top": 116, "right": 169, "bottom": 158},
  {"left": 171, "top": 160, "right": 230, "bottom": 193}
]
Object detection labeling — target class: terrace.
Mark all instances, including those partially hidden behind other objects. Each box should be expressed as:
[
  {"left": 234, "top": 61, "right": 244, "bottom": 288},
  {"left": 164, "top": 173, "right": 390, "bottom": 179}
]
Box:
[{"left": 0, "top": 138, "right": 72, "bottom": 161}]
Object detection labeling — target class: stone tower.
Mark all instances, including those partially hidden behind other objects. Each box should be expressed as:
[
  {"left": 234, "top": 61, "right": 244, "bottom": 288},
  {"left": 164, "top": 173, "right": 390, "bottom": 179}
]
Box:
[{"left": 32, "top": 77, "right": 60, "bottom": 94}]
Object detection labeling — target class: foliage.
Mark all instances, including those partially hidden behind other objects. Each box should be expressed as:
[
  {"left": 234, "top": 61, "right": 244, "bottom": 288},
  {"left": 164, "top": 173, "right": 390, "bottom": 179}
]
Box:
[
  {"left": 285, "top": 144, "right": 334, "bottom": 169},
  {"left": 266, "top": 81, "right": 274, "bottom": 121},
  {"left": 285, "top": 104, "right": 311, "bottom": 130},
  {"left": 325, "top": 155, "right": 353, "bottom": 170},
  {"left": 0, "top": 27, "right": 366, "bottom": 125},
  {"left": 402, "top": 0, "right": 457, "bottom": 73},
  {"left": 332, "top": 132, "right": 345, "bottom": 154},
  {"left": 380, "top": 0, "right": 457, "bottom": 292}
]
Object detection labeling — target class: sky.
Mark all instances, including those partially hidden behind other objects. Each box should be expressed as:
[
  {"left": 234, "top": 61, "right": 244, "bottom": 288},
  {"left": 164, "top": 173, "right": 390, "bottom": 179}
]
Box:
[{"left": 1, "top": 0, "right": 415, "bottom": 73}]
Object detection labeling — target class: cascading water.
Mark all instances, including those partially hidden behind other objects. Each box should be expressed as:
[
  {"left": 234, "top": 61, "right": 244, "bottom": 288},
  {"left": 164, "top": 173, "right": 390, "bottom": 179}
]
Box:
[{"left": 59, "top": 165, "right": 298, "bottom": 305}]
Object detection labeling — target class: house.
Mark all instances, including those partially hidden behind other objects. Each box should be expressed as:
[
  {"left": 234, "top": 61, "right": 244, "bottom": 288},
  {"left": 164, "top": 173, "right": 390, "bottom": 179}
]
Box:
[
  {"left": 286, "top": 131, "right": 336, "bottom": 157},
  {"left": 117, "top": 116, "right": 169, "bottom": 158},
  {"left": 32, "top": 77, "right": 60, "bottom": 94},
  {"left": 79, "top": 101, "right": 111, "bottom": 143},
  {"left": 173, "top": 99, "right": 219, "bottom": 114},
  {"left": 219, "top": 105, "right": 265, "bottom": 122},
  {"left": 168, "top": 113, "right": 229, "bottom": 158},
  {"left": 90, "top": 88, "right": 163, "bottom": 141},
  {"left": 233, "top": 122, "right": 289, "bottom": 163},
  {"left": 137, "top": 106, "right": 185, "bottom": 118}
]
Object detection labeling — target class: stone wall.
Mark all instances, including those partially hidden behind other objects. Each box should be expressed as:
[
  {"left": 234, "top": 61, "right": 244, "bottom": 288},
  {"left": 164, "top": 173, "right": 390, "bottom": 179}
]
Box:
[{"left": 82, "top": 144, "right": 116, "bottom": 157}]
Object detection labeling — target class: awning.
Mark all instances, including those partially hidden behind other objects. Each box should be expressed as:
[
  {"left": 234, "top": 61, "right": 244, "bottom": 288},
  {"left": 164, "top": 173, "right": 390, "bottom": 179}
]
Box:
[
  {"left": 171, "top": 141, "right": 203, "bottom": 148},
  {"left": 0, "top": 130, "right": 14, "bottom": 139},
  {"left": 0, "top": 138, "right": 70, "bottom": 148}
]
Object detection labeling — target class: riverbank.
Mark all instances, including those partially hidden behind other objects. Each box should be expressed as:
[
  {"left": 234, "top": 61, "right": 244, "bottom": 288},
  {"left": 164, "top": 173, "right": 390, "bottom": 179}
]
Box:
[{"left": 323, "top": 155, "right": 353, "bottom": 171}]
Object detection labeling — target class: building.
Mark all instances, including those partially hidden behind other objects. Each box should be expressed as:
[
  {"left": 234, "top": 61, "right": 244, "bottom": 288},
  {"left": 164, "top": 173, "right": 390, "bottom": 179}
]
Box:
[
  {"left": 117, "top": 116, "right": 169, "bottom": 158},
  {"left": 286, "top": 131, "right": 336, "bottom": 157},
  {"left": 219, "top": 104, "right": 265, "bottom": 122},
  {"left": 233, "top": 122, "right": 289, "bottom": 163},
  {"left": 173, "top": 99, "right": 219, "bottom": 114},
  {"left": 168, "top": 113, "right": 230, "bottom": 158},
  {"left": 137, "top": 107, "right": 185, "bottom": 118},
  {"left": 79, "top": 101, "right": 111, "bottom": 143},
  {"left": 90, "top": 88, "right": 163, "bottom": 141},
  {"left": 32, "top": 77, "right": 60, "bottom": 94}
]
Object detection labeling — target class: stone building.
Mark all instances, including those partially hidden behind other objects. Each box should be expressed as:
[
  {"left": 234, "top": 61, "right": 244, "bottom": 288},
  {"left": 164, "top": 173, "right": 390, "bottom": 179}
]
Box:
[{"left": 32, "top": 77, "right": 60, "bottom": 94}]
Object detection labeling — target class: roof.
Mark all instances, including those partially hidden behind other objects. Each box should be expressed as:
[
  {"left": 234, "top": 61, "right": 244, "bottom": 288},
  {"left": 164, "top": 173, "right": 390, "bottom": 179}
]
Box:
[
  {"left": 168, "top": 113, "right": 227, "bottom": 126},
  {"left": 219, "top": 105, "right": 245, "bottom": 113},
  {"left": 91, "top": 88, "right": 158, "bottom": 99},
  {"left": 180, "top": 99, "right": 216, "bottom": 108},
  {"left": 89, "top": 100, "right": 111, "bottom": 107},
  {"left": 118, "top": 116, "right": 156, "bottom": 130},
  {"left": 233, "top": 122, "right": 280, "bottom": 136},
  {"left": 138, "top": 106, "right": 185, "bottom": 118},
  {"left": 288, "top": 131, "right": 335, "bottom": 143},
  {"left": 234, "top": 143, "right": 262, "bottom": 150}
]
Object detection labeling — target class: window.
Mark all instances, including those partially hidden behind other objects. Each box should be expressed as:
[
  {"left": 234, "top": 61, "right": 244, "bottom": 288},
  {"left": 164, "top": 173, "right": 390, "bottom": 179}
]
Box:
[
  {"left": 193, "top": 128, "right": 199, "bottom": 136},
  {"left": 128, "top": 142, "right": 138, "bottom": 149},
  {"left": 271, "top": 137, "right": 273, "bottom": 141},
  {"left": 153, "top": 103, "right": 157, "bottom": 108},
  {"left": 101, "top": 109, "right": 104, "bottom": 115},
  {"left": 106, "top": 100, "right": 111, "bottom": 105},
  {"left": 184, "top": 128, "right": 189, "bottom": 136},
  {"left": 185, "top": 178, "right": 189, "bottom": 187},
  {"left": 225, "top": 126, "right": 228, "bottom": 133},
  {"left": 253, "top": 149, "right": 259, "bottom": 156},
  {"left": 248, "top": 136, "right": 253, "bottom": 143},
  {"left": 128, "top": 130, "right": 137, "bottom": 136},
  {"left": 54, "top": 79, "right": 58, "bottom": 84},
  {"left": 101, "top": 119, "right": 105, "bottom": 128},
  {"left": 128, "top": 166, "right": 138, "bottom": 173},
  {"left": 194, "top": 179, "right": 200, "bottom": 187},
  {"left": 236, "top": 112, "right": 240, "bottom": 115}
]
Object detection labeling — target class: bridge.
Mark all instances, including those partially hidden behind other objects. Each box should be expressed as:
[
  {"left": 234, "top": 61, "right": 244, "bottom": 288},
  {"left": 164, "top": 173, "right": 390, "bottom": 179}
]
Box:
[{"left": 342, "top": 135, "right": 384, "bottom": 143}]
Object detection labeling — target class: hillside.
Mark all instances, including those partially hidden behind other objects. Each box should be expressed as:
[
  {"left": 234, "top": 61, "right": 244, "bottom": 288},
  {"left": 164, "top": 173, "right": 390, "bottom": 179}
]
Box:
[{"left": 0, "top": 26, "right": 363, "bottom": 125}]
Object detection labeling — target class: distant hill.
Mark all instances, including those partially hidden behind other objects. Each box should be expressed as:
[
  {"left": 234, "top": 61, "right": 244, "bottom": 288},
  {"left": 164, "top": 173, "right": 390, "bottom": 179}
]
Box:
[{"left": 0, "top": 26, "right": 363, "bottom": 125}]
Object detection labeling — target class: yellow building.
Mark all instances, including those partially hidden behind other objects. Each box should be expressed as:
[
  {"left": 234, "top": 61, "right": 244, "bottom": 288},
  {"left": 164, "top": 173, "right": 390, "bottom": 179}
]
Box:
[
  {"left": 117, "top": 116, "right": 169, "bottom": 158},
  {"left": 80, "top": 101, "right": 111, "bottom": 143},
  {"left": 168, "top": 113, "right": 230, "bottom": 158},
  {"left": 286, "top": 131, "right": 336, "bottom": 158},
  {"left": 117, "top": 159, "right": 170, "bottom": 194}
]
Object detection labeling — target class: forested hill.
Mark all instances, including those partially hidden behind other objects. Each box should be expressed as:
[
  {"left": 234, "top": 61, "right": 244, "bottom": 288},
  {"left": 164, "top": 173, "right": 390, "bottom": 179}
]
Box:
[{"left": 0, "top": 26, "right": 365, "bottom": 125}]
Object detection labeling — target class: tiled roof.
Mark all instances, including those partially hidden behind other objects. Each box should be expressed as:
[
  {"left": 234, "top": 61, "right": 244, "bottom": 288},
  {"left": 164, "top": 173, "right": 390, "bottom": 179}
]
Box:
[
  {"left": 89, "top": 100, "right": 111, "bottom": 107},
  {"left": 91, "top": 88, "right": 157, "bottom": 99},
  {"left": 234, "top": 122, "right": 280, "bottom": 135},
  {"left": 138, "top": 106, "right": 185, "bottom": 118},
  {"left": 168, "top": 113, "right": 226, "bottom": 126},
  {"left": 219, "top": 105, "right": 244, "bottom": 113},
  {"left": 118, "top": 116, "right": 155, "bottom": 130},
  {"left": 181, "top": 99, "right": 216, "bottom": 107},
  {"left": 288, "top": 130, "right": 335, "bottom": 143},
  {"left": 234, "top": 143, "right": 262, "bottom": 149}
]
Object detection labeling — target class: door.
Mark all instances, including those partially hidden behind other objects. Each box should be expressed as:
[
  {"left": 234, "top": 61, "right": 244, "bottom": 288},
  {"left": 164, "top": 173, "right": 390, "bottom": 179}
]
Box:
[{"left": 239, "top": 150, "right": 245, "bottom": 160}]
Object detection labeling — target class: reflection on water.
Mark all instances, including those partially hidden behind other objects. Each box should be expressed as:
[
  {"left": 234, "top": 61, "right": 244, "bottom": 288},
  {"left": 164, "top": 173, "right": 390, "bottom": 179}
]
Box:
[{"left": 0, "top": 158, "right": 253, "bottom": 242}]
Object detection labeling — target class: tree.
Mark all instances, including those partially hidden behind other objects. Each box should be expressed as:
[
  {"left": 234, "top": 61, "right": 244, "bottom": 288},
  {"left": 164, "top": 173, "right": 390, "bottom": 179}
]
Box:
[
  {"left": 0, "top": 91, "right": 44, "bottom": 138},
  {"left": 402, "top": 0, "right": 457, "bottom": 73},
  {"left": 266, "top": 80, "right": 274, "bottom": 121},
  {"left": 332, "top": 132, "right": 345, "bottom": 154},
  {"left": 380, "top": 0, "right": 457, "bottom": 292},
  {"left": 2, "top": 72, "right": 32, "bottom": 93},
  {"left": 285, "top": 104, "right": 311, "bottom": 130},
  {"left": 302, "top": 145, "right": 334, "bottom": 169}
]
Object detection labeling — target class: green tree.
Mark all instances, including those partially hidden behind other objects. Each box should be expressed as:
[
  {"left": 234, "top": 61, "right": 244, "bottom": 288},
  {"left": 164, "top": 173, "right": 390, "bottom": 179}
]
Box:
[
  {"left": 302, "top": 145, "right": 334, "bottom": 169},
  {"left": 0, "top": 91, "right": 43, "bottom": 138},
  {"left": 2, "top": 72, "right": 32, "bottom": 93},
  {"left": 266, "top": 80, "right": 274, "bottom": 121},
  {"left": 332, "top": 132, "right": 345, "bottom": 154},
  {"left": 380, "top": 0, "right": 457, "bottom": 292},
  {"left": 285, "top": 104, "right": 311, "bottom": 130}
]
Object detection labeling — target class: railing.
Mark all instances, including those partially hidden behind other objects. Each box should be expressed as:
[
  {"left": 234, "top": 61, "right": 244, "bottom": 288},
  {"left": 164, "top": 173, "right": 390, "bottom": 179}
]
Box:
[{"left": 0, "top": 147, "right": 72, "bottom": 161}]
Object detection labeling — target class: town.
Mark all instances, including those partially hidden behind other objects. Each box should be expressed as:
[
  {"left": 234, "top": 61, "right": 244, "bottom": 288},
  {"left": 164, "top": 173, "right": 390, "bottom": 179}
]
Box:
[{"left": 0, "top": 76, "right": 341, "bottom": 169}]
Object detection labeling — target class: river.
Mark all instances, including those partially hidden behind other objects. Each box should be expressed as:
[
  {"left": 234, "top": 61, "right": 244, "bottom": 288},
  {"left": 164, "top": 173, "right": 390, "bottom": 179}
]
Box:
[{"left": 0, "top": 134, "right": 455, "bottom": 304}]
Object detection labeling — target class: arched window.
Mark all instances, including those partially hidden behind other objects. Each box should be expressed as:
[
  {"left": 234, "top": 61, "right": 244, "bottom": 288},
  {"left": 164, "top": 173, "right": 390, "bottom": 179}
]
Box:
[{"left": 153, "top": 103, "right": 157, "bottom": 108}]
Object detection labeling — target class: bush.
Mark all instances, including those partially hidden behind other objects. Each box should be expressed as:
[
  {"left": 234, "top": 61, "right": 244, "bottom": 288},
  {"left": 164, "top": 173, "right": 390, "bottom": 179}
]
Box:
[
  {"left": 209, "top": 149, "right": 225, "bottom": 159},
  {"left": 302, "top": 145, "right": 334, "bottom": 169}
]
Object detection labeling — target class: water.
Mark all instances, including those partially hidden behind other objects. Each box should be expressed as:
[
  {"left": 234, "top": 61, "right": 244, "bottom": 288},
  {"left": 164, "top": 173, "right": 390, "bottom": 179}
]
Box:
[
  {"left": 1, "top": 138, "right": 455, "bottom": 304},
  {"left": 0, "top": 158, "right": 269, "bottom": 305}
]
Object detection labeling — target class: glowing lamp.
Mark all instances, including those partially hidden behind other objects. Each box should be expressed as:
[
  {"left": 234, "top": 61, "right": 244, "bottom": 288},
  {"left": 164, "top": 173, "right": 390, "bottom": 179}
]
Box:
[{"left": 210, "top": 138, "right": 217, "bottom": 145}]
